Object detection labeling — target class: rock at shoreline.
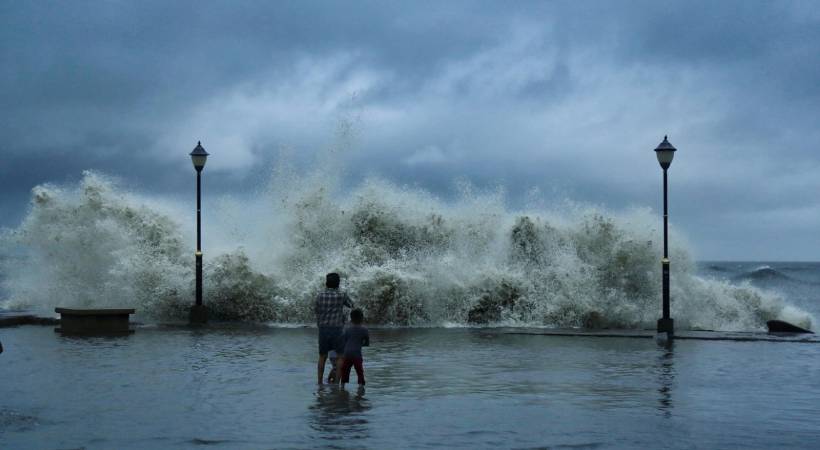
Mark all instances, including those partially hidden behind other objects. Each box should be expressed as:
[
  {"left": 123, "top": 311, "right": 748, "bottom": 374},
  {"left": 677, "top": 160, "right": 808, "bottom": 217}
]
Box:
[{"left": 766, "top": 320, "right": 813, "bottom": 334}]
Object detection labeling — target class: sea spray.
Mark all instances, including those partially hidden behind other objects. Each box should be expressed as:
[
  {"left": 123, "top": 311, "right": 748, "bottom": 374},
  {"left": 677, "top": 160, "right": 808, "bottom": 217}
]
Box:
[
  {"left": 0, "top": 172, "right": 192, "bottom": 318},
  {"left": 0, "top": 170, "right": 814, "bottom": 331}
]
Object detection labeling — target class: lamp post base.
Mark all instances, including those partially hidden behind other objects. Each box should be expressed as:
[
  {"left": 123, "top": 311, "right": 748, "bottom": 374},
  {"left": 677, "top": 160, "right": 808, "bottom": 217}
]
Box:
[
  {"left": 657, "top": 318, "right": 674, "bottom": 336},
  {"left": 189, "top": 305, "right": 209, "bottom": 325}
]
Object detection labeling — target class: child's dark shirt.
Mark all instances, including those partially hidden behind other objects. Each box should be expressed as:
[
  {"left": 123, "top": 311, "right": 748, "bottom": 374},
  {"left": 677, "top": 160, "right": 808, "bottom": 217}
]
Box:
[{"left": 341, "top": 325, "right": 370, "bottom": 358}]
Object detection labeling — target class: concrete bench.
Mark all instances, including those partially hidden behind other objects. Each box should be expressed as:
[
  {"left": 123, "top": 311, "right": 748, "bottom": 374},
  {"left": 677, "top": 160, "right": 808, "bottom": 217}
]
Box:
[{"left": 55, "top": 308, "right": 135, "bottom": 335}]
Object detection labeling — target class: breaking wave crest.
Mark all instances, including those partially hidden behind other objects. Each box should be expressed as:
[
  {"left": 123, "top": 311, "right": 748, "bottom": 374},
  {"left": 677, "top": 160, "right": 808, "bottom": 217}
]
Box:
[
  {"left": 0, "top": 170, "right": 814, "bottom": 331},
  {"left": 733, "top": 266, "right": 792, "bottom": 283}
]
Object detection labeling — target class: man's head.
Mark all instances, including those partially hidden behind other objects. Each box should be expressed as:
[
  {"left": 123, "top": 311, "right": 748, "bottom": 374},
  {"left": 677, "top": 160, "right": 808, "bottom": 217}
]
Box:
[
  {"left": 350, "top": 309, "right": 364, "bottom": 324},
  {"left": 326, "top": 272, "right": 340, "bottom": 289}
]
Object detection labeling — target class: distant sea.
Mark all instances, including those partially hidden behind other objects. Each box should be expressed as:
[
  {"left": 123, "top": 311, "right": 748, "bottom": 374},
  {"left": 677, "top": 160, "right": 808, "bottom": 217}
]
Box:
[{"left": 697, "top": 261, "right": 820, "bottom": 319}]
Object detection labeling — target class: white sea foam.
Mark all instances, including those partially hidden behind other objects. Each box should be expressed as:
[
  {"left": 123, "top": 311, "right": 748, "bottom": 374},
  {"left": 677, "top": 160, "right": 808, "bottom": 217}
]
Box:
[{"left": 0, "top": 168, "right": 814, "bottom": 331}]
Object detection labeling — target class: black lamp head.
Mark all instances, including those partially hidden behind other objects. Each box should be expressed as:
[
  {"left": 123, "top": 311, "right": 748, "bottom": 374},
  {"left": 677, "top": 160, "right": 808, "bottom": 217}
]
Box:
[
  {"left": 189, "top": 141, "right": 209, "bottom": 172},
  {"left": 654, "top": 135, "right": 676, "bottom": 169}
]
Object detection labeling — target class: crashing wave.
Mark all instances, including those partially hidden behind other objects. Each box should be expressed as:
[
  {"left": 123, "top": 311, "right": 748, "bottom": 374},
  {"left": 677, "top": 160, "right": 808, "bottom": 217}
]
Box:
[{"left": 0, "top": 170, "right": 814, "bottom": 332}]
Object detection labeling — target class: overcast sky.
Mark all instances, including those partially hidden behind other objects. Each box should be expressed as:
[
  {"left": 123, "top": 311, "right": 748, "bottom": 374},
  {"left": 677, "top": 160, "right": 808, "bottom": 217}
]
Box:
[{"left": 2, "top": 1, "right": 819, "bottom": 261}]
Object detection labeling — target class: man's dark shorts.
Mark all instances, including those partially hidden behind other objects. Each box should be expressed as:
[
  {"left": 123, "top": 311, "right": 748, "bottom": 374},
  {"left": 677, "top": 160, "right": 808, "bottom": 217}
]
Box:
[{"left": 318, "top": 326, "right": 344, "bottom": 355}]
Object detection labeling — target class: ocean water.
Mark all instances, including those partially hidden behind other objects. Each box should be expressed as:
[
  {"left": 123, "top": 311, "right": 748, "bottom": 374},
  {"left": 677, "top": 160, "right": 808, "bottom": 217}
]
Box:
[{"left": 2, "top": 326, "right": 820, "bottom": 449}]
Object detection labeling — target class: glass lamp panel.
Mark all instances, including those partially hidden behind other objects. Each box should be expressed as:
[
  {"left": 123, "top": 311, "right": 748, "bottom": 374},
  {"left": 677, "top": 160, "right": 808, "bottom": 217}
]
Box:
[
  {"left": 656, "top": 150, "right": 675, "bottom": 165},
  {"left": 191, "top": 154, "right": 208, "bottom": 170}
]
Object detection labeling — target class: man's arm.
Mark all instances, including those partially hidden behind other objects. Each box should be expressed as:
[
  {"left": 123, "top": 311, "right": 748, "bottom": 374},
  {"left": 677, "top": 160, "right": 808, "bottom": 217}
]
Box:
[
  {"left": 362, "top": 328, "right": 370, "bottom": 347},
  {"left": 344, "top": 293, "right": 354, "bottom": 308}
]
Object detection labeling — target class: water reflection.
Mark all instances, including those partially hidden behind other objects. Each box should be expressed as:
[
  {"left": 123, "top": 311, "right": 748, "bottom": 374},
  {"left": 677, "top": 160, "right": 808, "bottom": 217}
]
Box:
[
  {"left": 655, "top": 341, "right": 675, "bottom": 417},
  {"left": 309, "top": 385, "right": 371, "bottom": 441},
  {"left": 57, "top": 334, "right": 131, "bottom": 356}
]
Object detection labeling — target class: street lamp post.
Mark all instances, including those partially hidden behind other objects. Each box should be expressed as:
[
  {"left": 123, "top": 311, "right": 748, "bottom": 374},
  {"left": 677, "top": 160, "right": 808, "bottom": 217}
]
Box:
[
  {"left": 655, "top": 135, "right": 677, "bottom": 337},
  {"left": 189, "top": 141, "right": 209, "bottom": 324}
]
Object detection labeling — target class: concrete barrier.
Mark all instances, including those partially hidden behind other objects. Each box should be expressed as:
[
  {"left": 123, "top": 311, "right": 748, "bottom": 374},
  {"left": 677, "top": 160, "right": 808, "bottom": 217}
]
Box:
[{"left": 0, "top": 315, "right": 60, "bottom": 327}]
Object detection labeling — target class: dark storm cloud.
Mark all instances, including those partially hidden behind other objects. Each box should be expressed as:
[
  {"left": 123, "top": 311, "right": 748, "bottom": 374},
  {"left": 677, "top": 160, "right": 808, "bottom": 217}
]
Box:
[{"left": 2, "top": 1, "right": 819, "bottom": 259}]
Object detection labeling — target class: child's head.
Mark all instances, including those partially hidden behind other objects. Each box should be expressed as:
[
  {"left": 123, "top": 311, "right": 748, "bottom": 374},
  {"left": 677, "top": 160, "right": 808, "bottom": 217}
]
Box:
[{"left": 350, "top": 308, "right": 364, "bottom": 325}]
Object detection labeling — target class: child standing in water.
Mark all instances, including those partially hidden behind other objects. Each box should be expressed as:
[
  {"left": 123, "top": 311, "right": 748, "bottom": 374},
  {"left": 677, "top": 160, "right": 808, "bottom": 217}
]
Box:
[{"left": 340, "top": 309, "right": 369, "bottom": 386}]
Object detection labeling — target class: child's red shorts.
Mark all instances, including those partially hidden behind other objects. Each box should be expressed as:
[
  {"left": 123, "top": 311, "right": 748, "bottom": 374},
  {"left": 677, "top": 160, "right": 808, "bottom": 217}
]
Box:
[{"left": 341, "top": 356, "right": 365, "bottom": 384}]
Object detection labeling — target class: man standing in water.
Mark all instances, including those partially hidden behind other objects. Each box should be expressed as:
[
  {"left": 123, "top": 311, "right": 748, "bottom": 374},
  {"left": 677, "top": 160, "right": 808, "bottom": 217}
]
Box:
[{"left": 315, "top": 272, "right": 354, "bottom": 384}]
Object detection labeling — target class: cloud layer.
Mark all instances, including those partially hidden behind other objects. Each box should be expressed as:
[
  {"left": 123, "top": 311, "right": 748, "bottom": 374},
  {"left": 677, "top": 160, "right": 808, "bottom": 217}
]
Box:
[{"left": 2, "top": 1, "right": 819, "bottom": 260}]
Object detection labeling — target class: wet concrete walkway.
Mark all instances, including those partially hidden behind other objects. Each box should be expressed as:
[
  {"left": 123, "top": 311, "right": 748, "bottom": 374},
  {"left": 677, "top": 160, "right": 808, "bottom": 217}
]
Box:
[
  {"left": 2, "top": 310, "right": 817, "bottom": 343},
  {"left": 504, "top": 328, "right": 820, "bottom": 343}
]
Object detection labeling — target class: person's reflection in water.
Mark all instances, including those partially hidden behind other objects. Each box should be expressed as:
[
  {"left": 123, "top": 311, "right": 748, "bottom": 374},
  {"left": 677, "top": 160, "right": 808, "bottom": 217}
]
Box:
[
  {"left": 309, "top": 385, "right": 371, "bottom": 441},
  {"left": 655, "top": 340, "right": 675, "bottom": 418}
]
